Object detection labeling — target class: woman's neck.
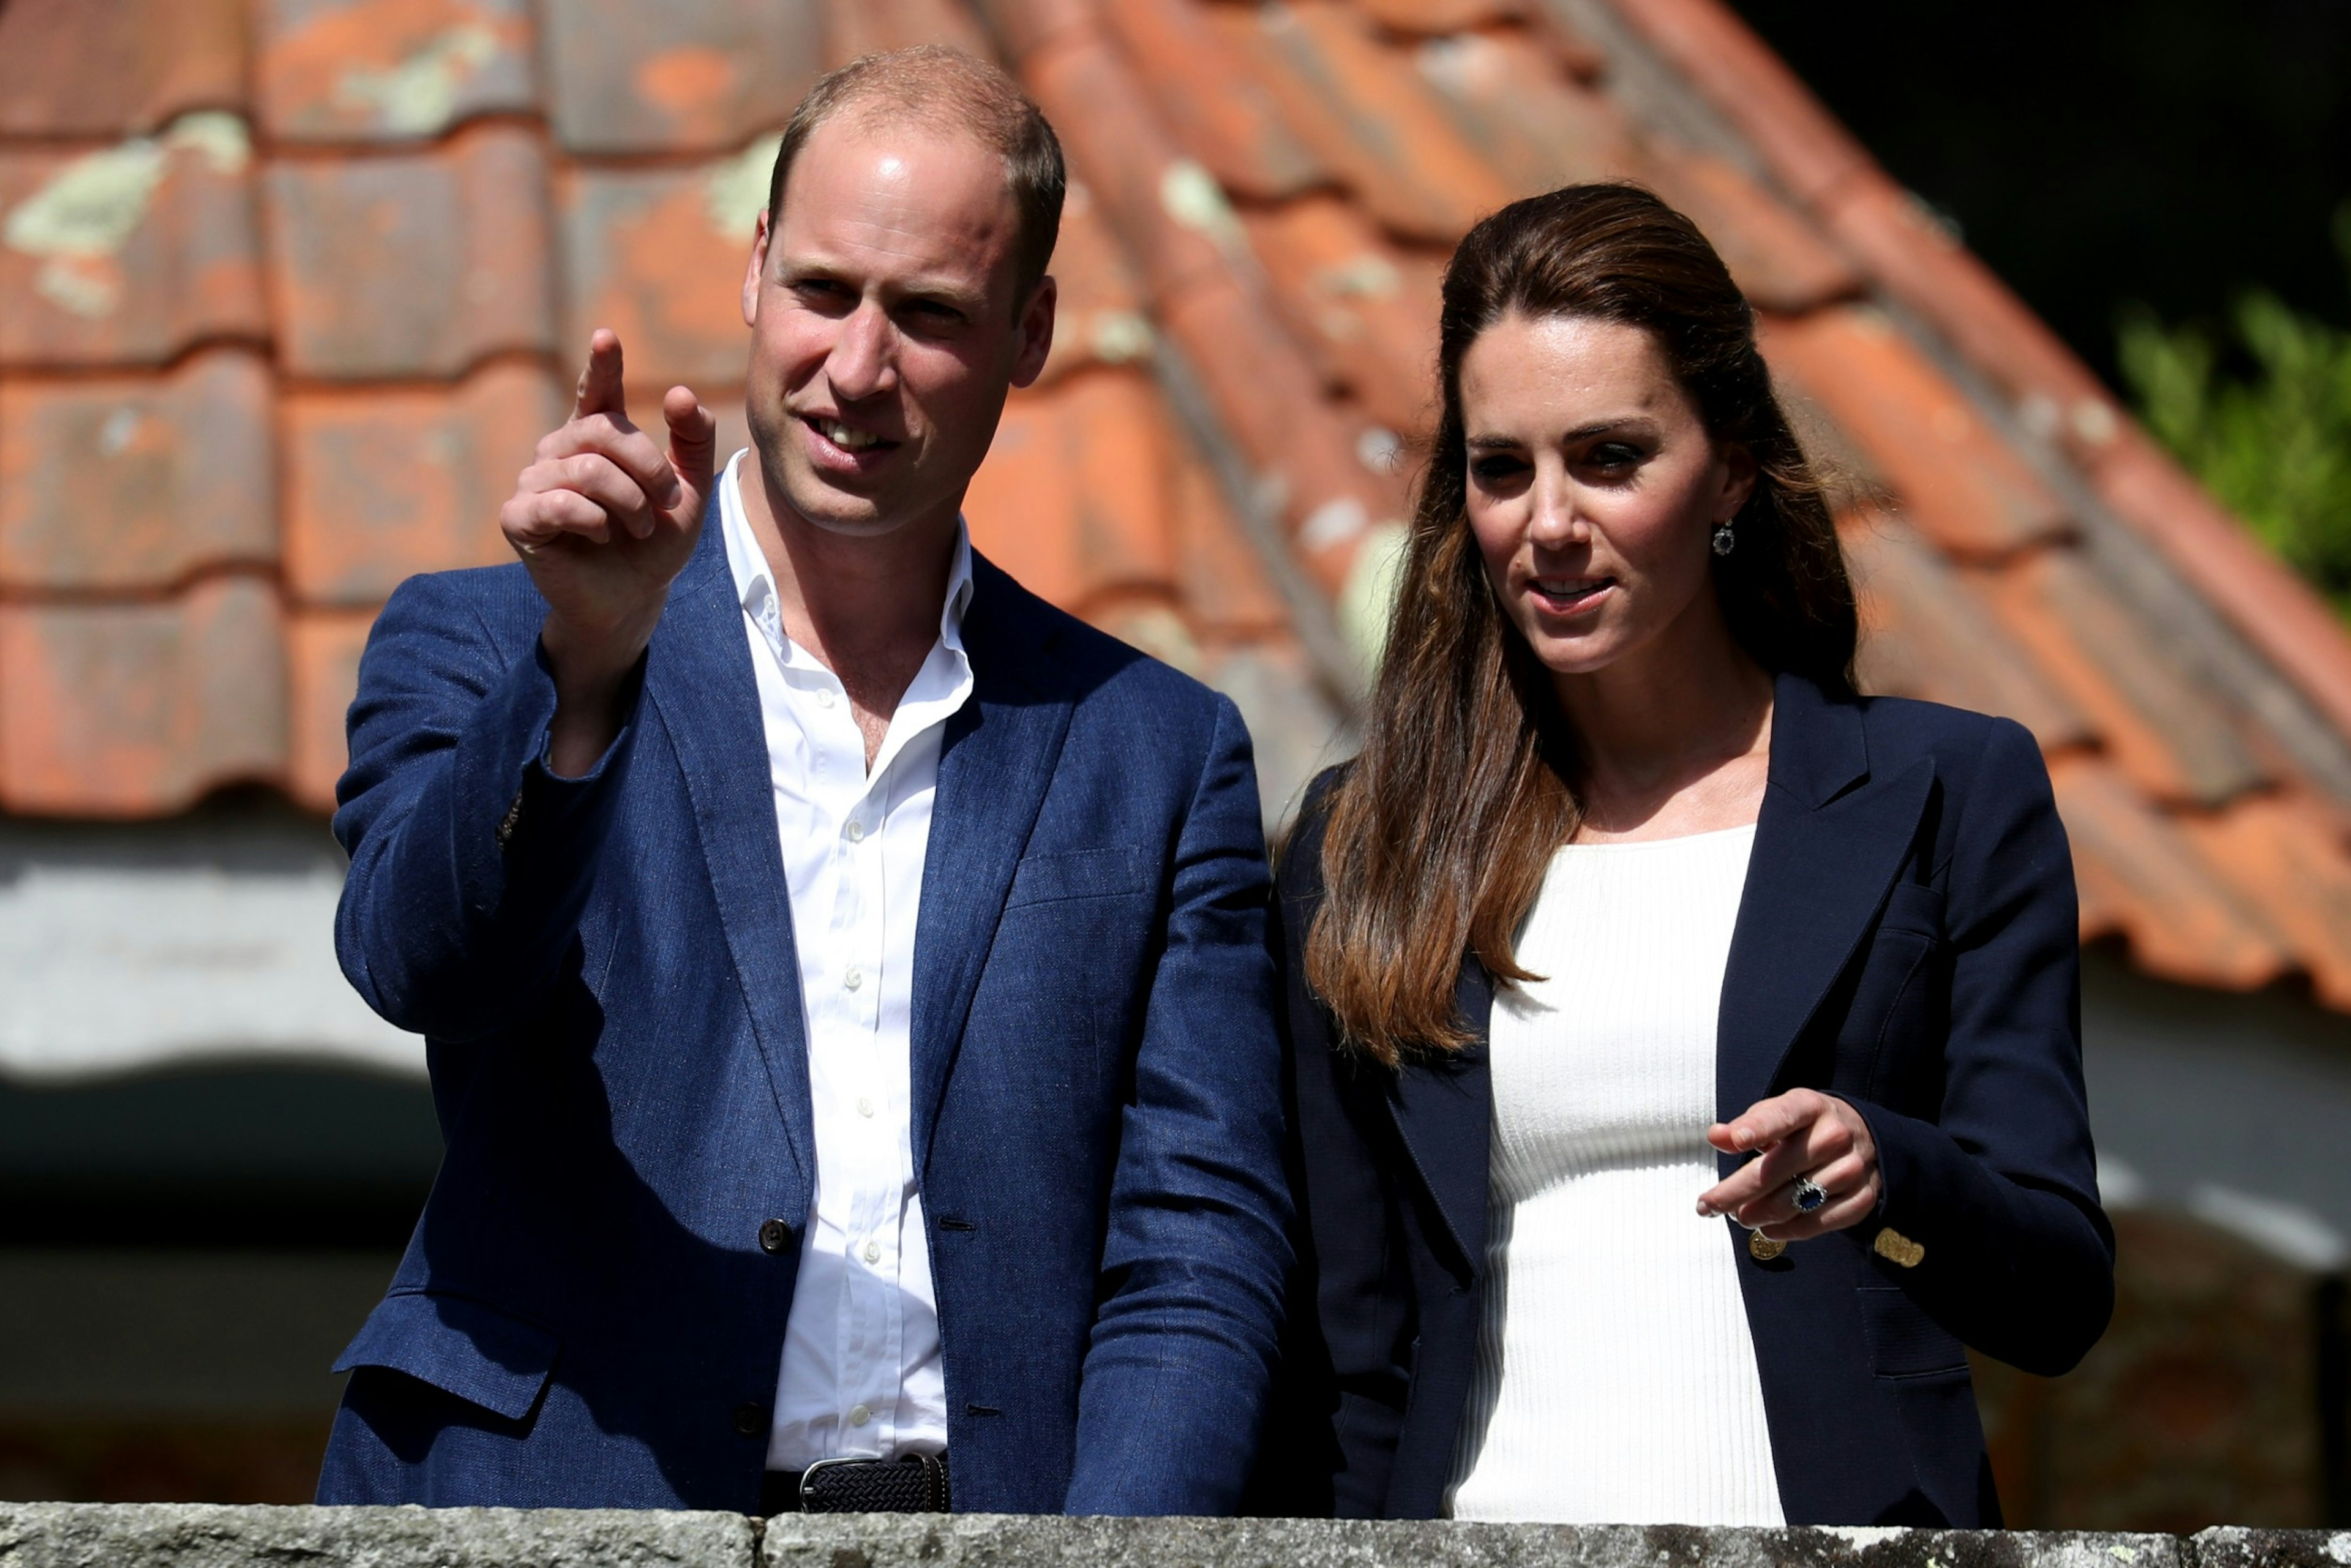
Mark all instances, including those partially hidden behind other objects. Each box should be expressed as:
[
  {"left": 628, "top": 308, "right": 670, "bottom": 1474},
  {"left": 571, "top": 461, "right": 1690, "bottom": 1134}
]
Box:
[{"left": 1552, "top": 601, "right": 1775, "bottom": 842}]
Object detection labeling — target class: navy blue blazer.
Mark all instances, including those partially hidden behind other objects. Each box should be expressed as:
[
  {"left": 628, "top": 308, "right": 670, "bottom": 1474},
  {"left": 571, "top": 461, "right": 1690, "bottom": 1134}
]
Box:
[
  {"left": 315, "top": 507, "right": 1291, "bottom": 1514},
  {"left": 1253, "top": 675, "right": 2113, "bottom": 1526}
]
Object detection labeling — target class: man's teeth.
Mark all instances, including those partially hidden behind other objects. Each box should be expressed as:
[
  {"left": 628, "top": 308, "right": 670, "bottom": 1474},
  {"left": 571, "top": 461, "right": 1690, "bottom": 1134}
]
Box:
[{"left": 822, "top": 421, "right": 880, "bottom": 451}]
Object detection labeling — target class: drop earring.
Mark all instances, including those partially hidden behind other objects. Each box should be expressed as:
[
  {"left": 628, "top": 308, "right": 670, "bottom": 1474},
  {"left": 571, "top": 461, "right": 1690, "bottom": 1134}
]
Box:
[{"left": 1711, "top": 520, "right": 1735, "bottom": 556}]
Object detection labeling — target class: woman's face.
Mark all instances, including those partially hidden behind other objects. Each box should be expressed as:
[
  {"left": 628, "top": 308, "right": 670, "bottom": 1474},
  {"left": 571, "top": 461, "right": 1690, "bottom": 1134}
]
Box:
[{"left": 1459, "top": 312, "right": 1755, "bottom": 681}]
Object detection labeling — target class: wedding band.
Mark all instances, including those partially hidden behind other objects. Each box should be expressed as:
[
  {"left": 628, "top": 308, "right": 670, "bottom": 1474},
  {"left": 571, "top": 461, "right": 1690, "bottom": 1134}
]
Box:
[{"left": 1790, "top": 1175, "right": 1829, "bottom": 1214}]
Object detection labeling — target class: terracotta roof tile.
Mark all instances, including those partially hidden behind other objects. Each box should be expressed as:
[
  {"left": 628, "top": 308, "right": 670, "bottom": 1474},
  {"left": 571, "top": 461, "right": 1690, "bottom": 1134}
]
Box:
[
  {"left": 1975, "top": 548, "right": 2270, "bottom": 809},
  {"left": 1840, "top": 512, "right": 2093, "bottom": 752},
  {"left": 1242, "top": 194, "right": 1442, "bottom": 437},
  {"left": 266, "top": 123, "right": 555, "bottom": 378},
  {"left": 561, "top": 157, "right": 762, "bottom": 396},
  {"left": 283, "top": 360, "right": 559, "bottom": 606},
  {"left": 964, "top": 369, "right": 1177, "bottom": 610},
  {"left": 1642, "top": 151, "right": 1859, "bottom": 314},
  {"left": 257, "top": 0, "right": 537, "bottom": 144},
  {"left": 1351, "top": 0, "right": 1522, "bottom": 35},
  {"left": 541, "top": 0, "right": 822, "bottom": 155},
  {"left": 825, "top": 0, "right": 997, "bottom": 63},
  {"left": 0, "top": 576, "right": 287, "bottom": 817},
  {"left": 0, "top": 350, "right": 276, "bottom": 592},
  {"left": 0, "top": 122, "right": 268, "bottom": 369},
  {"left": 1099, "top": 0, "right": 1330, "bottom": 201},
  {"left": 1016, "top": 21, "right": 1400, "bottom": 590},
  {"left": 0, "top": 0, "right": 249, "bottom": 138},
  {"left": 2051, "top": 756, "right": 2291, "bottom": 992},
  {"left": 1411, "top": 28, "right": 1639, "bottom": 192},
  {"left": 1763, "top": 306, "right": 2071, "bottom": 560},
  {"left": 1174, "top": 440, "right": 1292, "bottom": 640},
  {"left": 288, "top": 607, "right": 377, "bottom": 812},
  {"left": 1208, "top": 1, "right": 1515, "bottom": 244},
  {"left": 1035, "top": 182, "right": 1153, "bottom": 387},
  {"left": 2180, "top": 792, "right": 2351, "bottom": 1011}
]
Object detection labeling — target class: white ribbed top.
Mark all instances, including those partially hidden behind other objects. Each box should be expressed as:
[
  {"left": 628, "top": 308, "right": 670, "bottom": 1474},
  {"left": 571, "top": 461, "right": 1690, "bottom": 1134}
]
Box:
[{"left": 1446, "top": 824, "right": 1783, "bottom": 1525}]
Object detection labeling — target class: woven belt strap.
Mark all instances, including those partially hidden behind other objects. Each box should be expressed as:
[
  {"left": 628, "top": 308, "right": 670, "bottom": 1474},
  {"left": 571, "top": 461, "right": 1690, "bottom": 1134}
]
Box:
[{"left": 762, "top": 1455, "right": 950, "bottom": 1514}]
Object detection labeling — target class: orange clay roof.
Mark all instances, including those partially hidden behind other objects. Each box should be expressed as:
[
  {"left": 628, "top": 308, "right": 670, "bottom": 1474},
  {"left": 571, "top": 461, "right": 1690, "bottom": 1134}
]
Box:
[{"left": 4, "top": 0, "right": 2351, "bottom": 1008}]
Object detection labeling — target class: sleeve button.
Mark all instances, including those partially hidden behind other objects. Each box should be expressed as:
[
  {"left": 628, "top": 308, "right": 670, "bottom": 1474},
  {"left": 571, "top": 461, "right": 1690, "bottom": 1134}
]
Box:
[{"left": 758, "top": 1218, "right": 792, "bottom": 1255}]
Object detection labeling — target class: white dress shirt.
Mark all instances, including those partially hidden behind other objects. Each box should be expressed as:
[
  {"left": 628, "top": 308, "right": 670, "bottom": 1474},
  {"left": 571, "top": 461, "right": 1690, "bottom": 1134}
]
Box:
[{"left": 715, "top": 447, "right": 972, "bottom": 1470}]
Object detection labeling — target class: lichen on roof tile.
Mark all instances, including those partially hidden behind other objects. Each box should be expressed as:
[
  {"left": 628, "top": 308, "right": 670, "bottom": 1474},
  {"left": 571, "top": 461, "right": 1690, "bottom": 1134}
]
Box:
[
  {"left": 266, "top": 122, "right": 556, "bottom": 378},
  {"left": 1412, "top": 26, "right": 1637, "bottom": 192},
  {"left": 0, "top": 350, "right": 277, "bottom": 592},
  {"left": 1037, "top": 183, "right": 1155, "bottom": 386},
  {"left": 0, "top": 576, "right": 287, "bottom": 818},
  {"left": 542, "top": 0, "right": 823, "bottom": 154},
  {"left": 258, "top": 0, "right": 537, "bottom": 143},
  {"left": 284, "top": 361, "right": 561, "bottom": 606},
  {"left": 561, "top": 156, "right": 767, "bottom": 395},
  {"left": 0, "top": 0, "right": 249, "bottom": 138},
  {"left": 1100, "top": 0, "right": 1330, "bottom": 201},
  {"left": 0, "top": 119, "right": 266, "bottom": 367},
  {"left": 1242, "top": 193, "right": 1442, "bottom": 438}
]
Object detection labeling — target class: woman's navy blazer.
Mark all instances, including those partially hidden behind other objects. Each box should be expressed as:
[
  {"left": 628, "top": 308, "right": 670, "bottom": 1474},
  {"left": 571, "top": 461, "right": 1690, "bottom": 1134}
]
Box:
[{"left": 1254, "top": 674, "right": 2114, "bottom": 1526}]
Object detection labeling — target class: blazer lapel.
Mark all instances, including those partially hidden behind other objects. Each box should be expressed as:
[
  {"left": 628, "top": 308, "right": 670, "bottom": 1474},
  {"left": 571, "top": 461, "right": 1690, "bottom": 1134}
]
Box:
[
  {"left": 644, "top": 507, "right": 817, "bottom": 1209},
  {"left": 908, "top": 560, "right": 1074, "bottom": 1180},
  {"left": 1387, "top": 962, "right": 1494, "bottom": 1277},
  {"left": 1715, "top": 675, "right": 1934, "bottom": 1168}
]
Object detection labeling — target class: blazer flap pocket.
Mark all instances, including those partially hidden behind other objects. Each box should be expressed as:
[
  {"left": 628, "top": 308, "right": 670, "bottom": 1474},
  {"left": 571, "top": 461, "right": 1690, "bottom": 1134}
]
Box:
[
  {"left": 1878, "top": 881, "right": 1947, "bottom": 940},
  {"left": 334, "top": 1289, "right": 559, "bottom": 1420},
  {"left": 1005, "top": 846, "right": 1150, "bottom": 907},
  {"left": 1857, "top": 1285, "right": 1966, "bottom": 1378}
]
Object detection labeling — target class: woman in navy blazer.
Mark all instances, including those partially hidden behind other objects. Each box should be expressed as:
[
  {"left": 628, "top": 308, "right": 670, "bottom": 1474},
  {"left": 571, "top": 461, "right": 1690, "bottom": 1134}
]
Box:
[{"left": 1254, "top": 186, "right": 2112, "bottom": 1526}]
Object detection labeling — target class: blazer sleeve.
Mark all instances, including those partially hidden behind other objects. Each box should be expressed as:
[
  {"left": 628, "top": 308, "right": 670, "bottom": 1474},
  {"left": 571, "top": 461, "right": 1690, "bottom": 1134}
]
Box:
[
  {"left": 1845, "top": 716, "right": 2115, "bottom": 1376},
  {"left": 1245, "top": 774, "right": 1415, "bottom": 1519},
  {"left": 1062, "top": 693, "right": 1294, "bottom": 1517},
  {"left": 332, "top": 571, "right": 645, "bottom": 1042}
]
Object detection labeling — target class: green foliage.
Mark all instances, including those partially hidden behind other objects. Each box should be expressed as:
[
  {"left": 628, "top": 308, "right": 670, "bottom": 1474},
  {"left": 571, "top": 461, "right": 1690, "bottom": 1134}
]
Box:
[{"left": 2117, "top": 204, "right": 2351, "bottom": 610}]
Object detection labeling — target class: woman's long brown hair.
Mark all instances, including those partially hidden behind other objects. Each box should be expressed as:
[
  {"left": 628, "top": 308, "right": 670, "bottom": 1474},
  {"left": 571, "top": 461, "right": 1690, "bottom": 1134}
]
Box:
[{"left": 1305, "top": 183, "right": 1859, "bottom": 1066}]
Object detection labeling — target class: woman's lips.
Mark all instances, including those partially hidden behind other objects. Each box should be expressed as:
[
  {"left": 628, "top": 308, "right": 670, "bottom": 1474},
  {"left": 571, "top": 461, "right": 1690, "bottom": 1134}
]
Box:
[{"left": 1528, "top": 576, "right": 1615, "bottom": 615}]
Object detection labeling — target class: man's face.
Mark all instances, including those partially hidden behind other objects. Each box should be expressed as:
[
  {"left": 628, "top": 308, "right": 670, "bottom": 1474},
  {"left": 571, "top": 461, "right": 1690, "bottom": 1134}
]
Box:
[{"left": 741, "top": 115, "right": 1055, "bottom": 539}]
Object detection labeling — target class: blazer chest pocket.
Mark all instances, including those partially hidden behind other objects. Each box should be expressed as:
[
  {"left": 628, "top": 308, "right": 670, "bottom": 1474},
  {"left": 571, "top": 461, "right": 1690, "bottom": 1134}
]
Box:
[
  {"left": 333, "top": 1289, "right": 560, "bottom": 1422},
  {"left": 1004, "top": 846, "right": 1152, "bottom": 909},
  {"left": 1842, "top": 882, "right": 1950, "bottom": 1108}
]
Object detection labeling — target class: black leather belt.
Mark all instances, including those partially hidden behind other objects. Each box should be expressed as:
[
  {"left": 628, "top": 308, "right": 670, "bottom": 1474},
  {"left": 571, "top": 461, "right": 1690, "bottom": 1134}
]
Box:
[{"left": 760, "top": 1454, "right": 950, "bottom": 1514}]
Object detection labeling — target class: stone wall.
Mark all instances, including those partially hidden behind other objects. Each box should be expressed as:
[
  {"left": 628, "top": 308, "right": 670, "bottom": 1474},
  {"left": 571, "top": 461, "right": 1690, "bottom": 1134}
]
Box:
[{"left": 4, "top": 1506, "right": 2350, "bottom": 1568}]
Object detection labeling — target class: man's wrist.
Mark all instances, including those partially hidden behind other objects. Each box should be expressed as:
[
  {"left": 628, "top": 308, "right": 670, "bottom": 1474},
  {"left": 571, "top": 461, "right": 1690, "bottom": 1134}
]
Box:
[{"left": 539, "top": 614, "right": 653, "bottom": 779}]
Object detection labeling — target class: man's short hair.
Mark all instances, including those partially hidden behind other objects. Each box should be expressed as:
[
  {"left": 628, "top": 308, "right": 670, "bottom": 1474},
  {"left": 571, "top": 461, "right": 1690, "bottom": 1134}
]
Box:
[{"left": 765, "top": 47, "right": 1067, "bottom": 310}]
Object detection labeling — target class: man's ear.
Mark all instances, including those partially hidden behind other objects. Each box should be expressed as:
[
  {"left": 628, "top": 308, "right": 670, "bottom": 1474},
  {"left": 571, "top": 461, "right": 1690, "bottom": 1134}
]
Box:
[
  {"left": 743, "top": 208, "right": 773, "bottom": 329},
  {"left": 1009, "top": 274, "right": 1057, "bottom": 390}
]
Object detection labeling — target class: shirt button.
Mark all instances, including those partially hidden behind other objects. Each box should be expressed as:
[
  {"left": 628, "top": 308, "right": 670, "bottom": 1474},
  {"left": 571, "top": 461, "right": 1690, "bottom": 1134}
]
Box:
[
  {"left": 845, "top": 820, "right": 866, "bottom": 843},
  {"left": 758, "top": 1218, "right": 791, "bottom": 1255},
  {"left": 863, "top": 1240, "right": 882, "bottom": 1264},
  {"left": 816, "top": 689, "right": 836, "bottom": 709},
  {"left": 848, "top": 1403, "right": 871, "bottom": 1427},
  {"left": 856, "top": 1097, "right": 875, "bottom": 1118},
  {"left": 732, "top": 1402, "right": 766, "bottom": 1437},
  {"left": 843, "top": 965, "right": 863, "bottom": 991}
]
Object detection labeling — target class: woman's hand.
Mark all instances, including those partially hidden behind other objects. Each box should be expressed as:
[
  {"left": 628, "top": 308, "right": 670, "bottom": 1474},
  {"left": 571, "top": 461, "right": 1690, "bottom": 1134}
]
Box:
[{"left": 1697, "top": 1089, "right": 1881, "bottom": 1241}]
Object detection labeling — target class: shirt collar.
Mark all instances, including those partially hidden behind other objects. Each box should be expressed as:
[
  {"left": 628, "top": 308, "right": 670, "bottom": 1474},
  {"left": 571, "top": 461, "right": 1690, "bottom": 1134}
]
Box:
[{"left": 716, "top": 446, "right": 974, "bottom": 663}]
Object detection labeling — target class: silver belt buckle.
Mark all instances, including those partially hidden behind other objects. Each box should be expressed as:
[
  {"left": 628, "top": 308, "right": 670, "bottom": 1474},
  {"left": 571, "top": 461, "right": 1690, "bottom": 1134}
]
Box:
[{"left": 794, "top": 1455, "right": 862, "bottom": 1512}]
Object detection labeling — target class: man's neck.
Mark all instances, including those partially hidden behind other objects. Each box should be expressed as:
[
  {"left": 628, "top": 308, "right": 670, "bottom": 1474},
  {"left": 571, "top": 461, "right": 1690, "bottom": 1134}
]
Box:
[{"left": 738, "top": 449, "right": 961, "bottom": 763}]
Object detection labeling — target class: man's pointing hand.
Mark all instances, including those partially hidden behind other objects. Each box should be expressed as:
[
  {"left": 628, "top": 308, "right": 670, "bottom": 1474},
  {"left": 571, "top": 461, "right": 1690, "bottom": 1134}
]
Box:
[{"left": 500, "top": 329, "right": 717, "bottom": 776}]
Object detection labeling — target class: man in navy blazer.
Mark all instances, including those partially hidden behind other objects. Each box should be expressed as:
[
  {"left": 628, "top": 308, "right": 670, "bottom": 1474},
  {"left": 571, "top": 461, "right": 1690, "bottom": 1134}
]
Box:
[{"left": 315, "top": 49, "right": 1289, "bottom": 1515}]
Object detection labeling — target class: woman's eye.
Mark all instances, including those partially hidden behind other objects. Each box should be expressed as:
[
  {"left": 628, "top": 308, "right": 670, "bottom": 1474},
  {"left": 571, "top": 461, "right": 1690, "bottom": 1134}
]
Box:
[
  {"left": 1469, "top": 456, "right": 1526, "bottom": 484},
  {"left": 1589, "top": 442, "right": 1644, "bottom": 470}
]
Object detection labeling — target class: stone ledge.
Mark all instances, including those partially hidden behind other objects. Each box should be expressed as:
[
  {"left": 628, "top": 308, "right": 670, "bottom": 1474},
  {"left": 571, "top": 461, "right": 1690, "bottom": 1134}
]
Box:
[{"left": 0, "top": 1507, "right": 2345, "bottom": 1568}]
